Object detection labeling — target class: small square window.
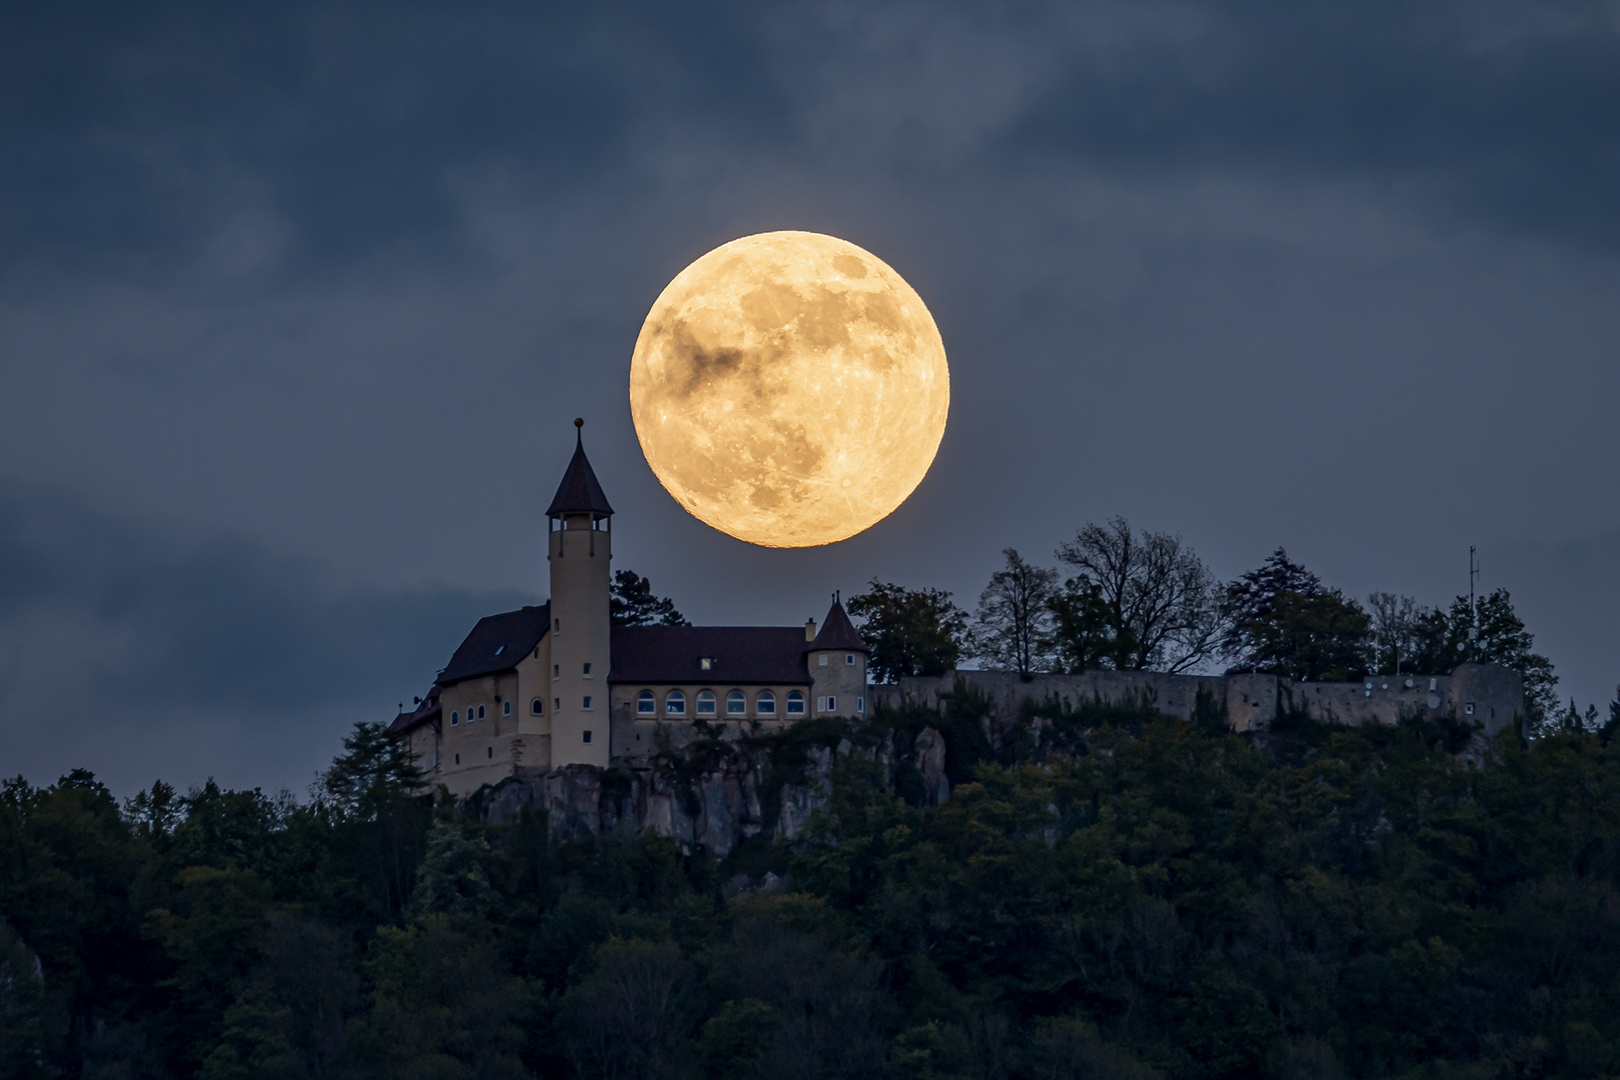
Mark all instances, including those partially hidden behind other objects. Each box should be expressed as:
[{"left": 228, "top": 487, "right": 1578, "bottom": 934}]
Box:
[
  {"left": 846, "top": 653, "right": 854, "bottom": 665},
  {"left": 701, "top": 657, "right": 712, "bottom": 670},
  {"left": 583, "top": 730, "right": 593, "bottom": 743}
]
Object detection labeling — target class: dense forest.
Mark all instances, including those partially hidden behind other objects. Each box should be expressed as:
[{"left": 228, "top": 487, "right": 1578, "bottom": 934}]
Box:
[{"left": 7, "top": 686, "right": 1620, "bottom": 1080}]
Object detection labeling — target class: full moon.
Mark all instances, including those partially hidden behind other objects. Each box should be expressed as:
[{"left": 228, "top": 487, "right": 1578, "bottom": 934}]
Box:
[{"left": 629, "top": 231, "right": 949, "bottom": 548}]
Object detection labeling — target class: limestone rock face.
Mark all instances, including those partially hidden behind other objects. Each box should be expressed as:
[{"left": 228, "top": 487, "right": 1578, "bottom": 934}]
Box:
[{"left": 466, "top": 724, "right": 941, "bottom": 856}]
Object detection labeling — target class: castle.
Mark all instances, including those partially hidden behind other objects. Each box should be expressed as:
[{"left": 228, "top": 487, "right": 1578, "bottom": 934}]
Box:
[
  {"left": 388, "top": 423, "right": 871, "bottom": 798},
  {"left": 390, "top": 426, "right": 1525, "bottom": 801}
]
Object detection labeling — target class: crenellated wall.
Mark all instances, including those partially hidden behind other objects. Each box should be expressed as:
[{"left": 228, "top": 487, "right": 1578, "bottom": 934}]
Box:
[{"left": 872, "top": 662, "right": 1523, "bottom": 737}]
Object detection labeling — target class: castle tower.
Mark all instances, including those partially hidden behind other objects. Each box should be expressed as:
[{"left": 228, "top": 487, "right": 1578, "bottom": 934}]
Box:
[
  {"left": 546, "top": 419, "right": 614, "bottom": 767},
  {"left": 807, "top": 596, "right": 871, "bottom": 717}
]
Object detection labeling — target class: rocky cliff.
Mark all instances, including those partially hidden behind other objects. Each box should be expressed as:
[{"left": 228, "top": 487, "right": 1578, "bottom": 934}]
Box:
[{"left": 469, "top": 719, "right": 951, "bottom": 858}]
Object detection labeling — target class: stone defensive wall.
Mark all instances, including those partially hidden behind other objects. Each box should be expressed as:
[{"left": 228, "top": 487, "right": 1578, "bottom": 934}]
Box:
[{"left": 870, "top": 662, "right": 1523, "bottom": 737}]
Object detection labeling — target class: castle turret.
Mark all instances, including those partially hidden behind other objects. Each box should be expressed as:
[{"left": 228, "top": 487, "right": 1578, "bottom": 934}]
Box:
[
  {"left": 807, "top": 596, "right": 870, "bottom": 717},
  {"left": 546, "top": 419, "right": 613, "bottom": 767}
]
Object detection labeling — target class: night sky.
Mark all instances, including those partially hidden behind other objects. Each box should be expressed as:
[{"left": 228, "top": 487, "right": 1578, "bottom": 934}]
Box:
[{"left": 3, "top": 1, "right": 1617, "bottom": 795}]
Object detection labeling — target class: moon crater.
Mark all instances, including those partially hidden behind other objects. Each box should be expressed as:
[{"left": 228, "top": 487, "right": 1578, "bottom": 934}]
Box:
[{"left": 630, "top": 231, "right": 949, "bottom": 548}]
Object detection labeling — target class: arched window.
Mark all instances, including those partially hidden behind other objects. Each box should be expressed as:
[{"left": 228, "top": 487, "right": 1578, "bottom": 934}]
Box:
[
  {"left": 531, "top": 698, "right": 544, "bottom": 715},
  {"left": 502, "top": 701, "right": 511, "bottom": 716},
  {"left": 695, "top": 689, "right": 717, "bottom": 716},
  {"left": 786, "top": 690, "right": 805, "bottom": 716},
  {"left": 450, "top": 710, "right": 459, "bottom": 725},
  {"left": 666, "top": 690, "right": 686, "bottom": 716},
  {"left": 726, "top": 690, "right": 747, "bottom": 715},
  {"left": 637, "top": 690, "right": 656, "bottom": 715},
  {"left": 756, "top": 691, "right": 776, "bottom": 715}
]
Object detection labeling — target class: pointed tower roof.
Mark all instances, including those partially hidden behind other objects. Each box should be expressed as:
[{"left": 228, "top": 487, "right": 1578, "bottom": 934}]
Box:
[
  {"left": 546, "top": 418, "right": 614, "bottom": 519},
  {"left": 808, "top": 597, "right": 869, "bottom": 653}
]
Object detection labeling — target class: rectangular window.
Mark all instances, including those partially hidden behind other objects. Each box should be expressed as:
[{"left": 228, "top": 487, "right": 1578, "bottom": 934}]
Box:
[
  {"left": 846, "top": 654, "right": 854, "bottom": 665},
  {"left": 583, "top": 730, "right": 592, "bottom": 743},
  {"left": 502, "top": 701, "right": 511, "bottom": 716},
  {"left": 701, "top": 657, "right": 712, "bottom": 670},
  {"left": 583, "top": 696, "right": 592, "bottom": 709},
  {"left": 583, "top": 662, "right": 592, "bottom": 675},
  {"left": 554, "top": 664, "right": 560, "bottom": 677},
  {"left": 819, "top": 654, "right": 828, "bottom": 667},
  {"left": 857, "top": 697, "right": 865, "bottom": 713}
]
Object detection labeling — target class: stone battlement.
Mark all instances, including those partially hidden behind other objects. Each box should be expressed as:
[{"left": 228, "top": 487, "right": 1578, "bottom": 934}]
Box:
[{"left": 871, "top": 662, "right": 1523, "bottom": 736}]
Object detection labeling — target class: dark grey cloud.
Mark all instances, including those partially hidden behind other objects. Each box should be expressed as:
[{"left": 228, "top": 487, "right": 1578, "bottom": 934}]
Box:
[
  {"left": 5, "top": 0, "right": 1617, "bottom": 286},
  {"left": 0, "top": 0, "right": 1615, "bottom": 790},
  {"left": 0, "top": 479, "right": 527, "bottom": 792},
  {"left": 1005, "top": 0, "right": 1620, "bottom": 249}
]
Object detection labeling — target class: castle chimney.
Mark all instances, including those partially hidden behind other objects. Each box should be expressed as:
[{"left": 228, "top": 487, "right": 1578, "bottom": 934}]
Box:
[{"left": 805, "top": 618, "right": 817, "bottom": 642}]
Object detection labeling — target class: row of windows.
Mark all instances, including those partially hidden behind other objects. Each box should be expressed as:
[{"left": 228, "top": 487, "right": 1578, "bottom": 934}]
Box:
[
  {"left": 450, "top": 702, "right": 504, "bottom": 726},
  {"left": 449, "top": 698, "right": 530, "bottom": 726},
  {"left": 449, "top": 686, "right": 866, "bottom": 728},
  {"left": 638, "top": 689, "right": 802, "bottom": 717}
]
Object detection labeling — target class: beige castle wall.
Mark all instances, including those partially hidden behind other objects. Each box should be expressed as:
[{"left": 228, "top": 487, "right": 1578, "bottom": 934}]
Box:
[
  {"left": 513, "top": 640, "right": 552, "bottom": 745},
  {"left": 428, "top": 641, "right": 559, "bottom": 796},
  {"left": 809, "top": 649, "right": 869, "bottom": 717}
]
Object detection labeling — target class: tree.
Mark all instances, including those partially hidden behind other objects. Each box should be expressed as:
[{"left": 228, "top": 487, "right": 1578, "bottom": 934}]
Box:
[
  {"left": 1054, "top": 518, "right": 1227, "bottom": 673},
  {"left": 1047, "top": 578, "right": 1115, "bottom": 674},
  {"left": 846, "top": 580, "right": 968, "bottom": 682},
  {"left": 971, "top": 548, "right": 1058, "bottom": 679},
  {"left": 611, "top": 570, "right": 689, "bottom": 627},
  {"left": 318, "top": 722, "right": 432, "bottom": 920},
  {"left": 564, "top": 937, "right": 696, "bottom": 1080},
  {"left": 1365, "top": 592, "right": 1423, "bottom": 675},
  {"left": 1224, "top": 549, "right": 1369, "bottom": 681},
  {"left": 1404, "top": 588, "right": 1559, "bottom": 725}
]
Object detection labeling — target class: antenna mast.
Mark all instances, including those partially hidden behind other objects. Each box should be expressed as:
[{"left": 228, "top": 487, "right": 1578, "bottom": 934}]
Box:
[{"left": 1468, "top": 546, "right": 1480, "bottom": 661}]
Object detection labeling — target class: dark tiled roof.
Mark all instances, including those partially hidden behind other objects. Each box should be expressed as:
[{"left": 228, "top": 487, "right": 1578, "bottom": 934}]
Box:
[
  {"left": 388, "top": 685, "right": 441, "bottom": 735},
  {"left": 437, "top": 604, "right": 550, "bottom": 685},
  {"left": 809, "top": 601, "right": 869, "bottom": 653},
  {"left": 545, "top": 430, "right": 614, "bottom": 518},
  {"left": 610, "top": 626, "right": 813, "bottom": 686}
]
